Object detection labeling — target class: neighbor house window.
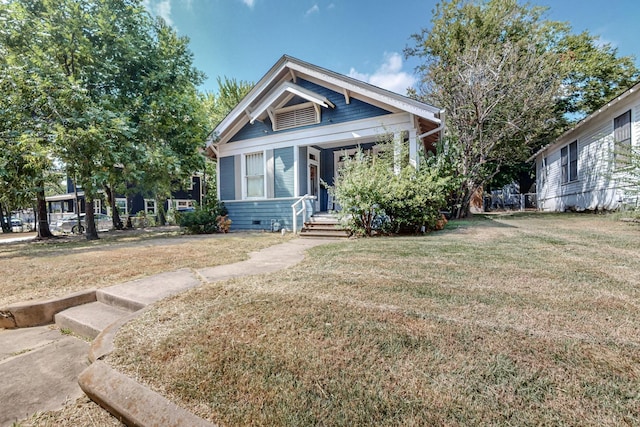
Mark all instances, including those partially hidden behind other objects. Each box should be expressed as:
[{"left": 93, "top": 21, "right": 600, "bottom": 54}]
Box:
[
  {"left": 614, "top": 110, "right": 631, "bottom": 169},
  {"left": 145, "top": 199, "right": 156, "bottom": 215},
  {"left": 93, "top": 199, "right": 102, "bottom": 214},
  {"left": 561, "top": 141, "right": 578, "bottom": 183},
  {"left": 245, "top": 152, "right": 265, "bottom": 198},
  {"left": 115, "top": 198, "right": 128, "bottom": 215},
  {"left": 540, "top": 156, "right": 548, "bottom": 185},
  {"left": 172, "top": 200, "right": 194, "bottom": 210}
]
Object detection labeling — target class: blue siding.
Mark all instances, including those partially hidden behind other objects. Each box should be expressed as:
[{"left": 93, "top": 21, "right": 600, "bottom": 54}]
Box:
[
  {"left": 230, "top": 78, "right": 393, "bottom": 142},
  {"left": 274, "top": 147, "right": 295, "bottom": 198},
  {"left": 219, "top": 156, "right": 235, "bottom": 200},
  {"left": 225, "top": 198, "right": 312, "bottom": 231}
]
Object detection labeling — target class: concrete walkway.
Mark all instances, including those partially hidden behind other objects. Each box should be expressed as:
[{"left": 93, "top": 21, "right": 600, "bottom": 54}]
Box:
[{"left": 0, "top": 237, "right": 337, "bottom": 427}]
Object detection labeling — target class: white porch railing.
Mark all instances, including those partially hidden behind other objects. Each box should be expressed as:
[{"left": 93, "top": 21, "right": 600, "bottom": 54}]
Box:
[{"left": 291, "top": 194, "right": 316, "bottom": 234}]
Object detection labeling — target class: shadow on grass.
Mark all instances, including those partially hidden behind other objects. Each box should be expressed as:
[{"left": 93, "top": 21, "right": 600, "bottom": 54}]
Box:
[
  {"left": 441, "top": 214, "right": 517, "bottom": 233},
  {"left": 0, "top": 228, "right": 186, "bottom": 261}
]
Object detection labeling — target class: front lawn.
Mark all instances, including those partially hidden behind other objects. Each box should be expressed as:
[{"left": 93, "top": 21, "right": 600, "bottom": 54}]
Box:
[
  {"left": 108, "top": 213, "right": 640, "bottom": 426},
  {"left": 0, "top": 229, "right": 289, "bottom": 307}
]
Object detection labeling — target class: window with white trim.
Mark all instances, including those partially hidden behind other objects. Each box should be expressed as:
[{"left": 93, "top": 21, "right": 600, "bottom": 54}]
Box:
[
  {"left": 540, "top": 156, "right": 547, "bottom": 185},
  {"left": 274, "top": 102, "right": 320, "bottom": 131},
  {"left": 245, "top": 152, "right": 265, "bottom": 198},
  {"left": 93, "top": 199, "right": 102, "bottom": 214},
  {"left": 561, "top": 140, "right": 578, "bottom": 184},
  {"left": 115, "top": 198, "right": 128, "bottom": 215},
  {"left": 614, "top": 110, "right": 631, "bottom": 169},
  {"left": 145, "top": 199, "right": 157, "bottom": 215},
  {"left": 171, "top": 199, "right": 194, "bottom": 209}
]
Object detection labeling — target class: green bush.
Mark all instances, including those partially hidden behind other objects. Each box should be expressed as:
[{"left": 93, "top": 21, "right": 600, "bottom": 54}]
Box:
[
  {"left": 178, "top": 209, "right": 218, "bottom": 234},
  {"left": 177, "top": 201, "right": 229, "bottom": 234},
  {"left": 329, "top": 141, "right": 454, "bottom": 236}
]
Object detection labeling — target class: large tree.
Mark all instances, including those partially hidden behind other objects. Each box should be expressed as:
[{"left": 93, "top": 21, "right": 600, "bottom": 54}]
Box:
[
  {"left": 557, "top": 31, "right": 639, "bottom": 120},
  {"left": 406, "top": 0, "right": 564, "bottom": 217},
  {"left": 1, "top": 0, "right": 207, "bottom": 239},
  {"left": 407, "top": 0, "right": 639, "bottom": 217}
]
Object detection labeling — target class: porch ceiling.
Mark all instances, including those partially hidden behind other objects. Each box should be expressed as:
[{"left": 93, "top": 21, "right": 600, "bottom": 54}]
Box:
[{"left": 417, "top": 117, "right": 441, "bottom": 153}]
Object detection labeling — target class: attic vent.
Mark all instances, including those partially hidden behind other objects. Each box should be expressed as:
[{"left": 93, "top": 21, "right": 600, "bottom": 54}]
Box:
[{"left": 274, "top": 102, "right": 320, "bottom": 131}]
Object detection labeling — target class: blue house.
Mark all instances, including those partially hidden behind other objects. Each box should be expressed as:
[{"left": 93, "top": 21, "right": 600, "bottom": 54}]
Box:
[
  {"left": 45, "top": 175, "right": 204, "bottom": 225},
  {"left": 205, "top": 55, "right": 444, "bottom": 231}
]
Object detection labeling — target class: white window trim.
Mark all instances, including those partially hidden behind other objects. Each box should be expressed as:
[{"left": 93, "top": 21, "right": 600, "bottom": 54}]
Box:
[
  {"left": 93, "top": 199, "right": 102, "bottom": 214},
  {"left": 242, "top": 151, "right": 266, "bottom": 200},
  {"left": 308, "top": 147, "right": 320, "bottom": 211},
  {"left": 614, "top": 109, "right": 632, "bottom": 169},
  {"left": 560, "top": 141, "right": 578, "bottom": 184},
  {"left": 144, "top": 199, "right": 157, "bottom": 215},
  {"left": 115, "top": 198, "right": 128, "bottom": 215},
  {"left": 170, "top": 199, "right": 195, "bottom": 210}
]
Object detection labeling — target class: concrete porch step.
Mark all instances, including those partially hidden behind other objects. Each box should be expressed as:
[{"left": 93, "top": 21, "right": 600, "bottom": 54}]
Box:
[
  {"left": 54, "top": 302, "right": 133, "bottom": 340},
  {"left": 301, "top": 213, "right": 349, "bottom": 238},
  {"left": 303, "top": 222, "right": 341, "bottom": 230},
  {"left": 300, "top": 229, "right": 350, "bottom": 238}
]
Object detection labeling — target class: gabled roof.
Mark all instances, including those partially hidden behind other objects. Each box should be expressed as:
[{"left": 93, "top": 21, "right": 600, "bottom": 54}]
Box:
[
  {"left": 529, "top": 81, "right": 640, "bottom": 161},
  {"left": 205, "top": 55, "right": 442, "bottom": 156}
]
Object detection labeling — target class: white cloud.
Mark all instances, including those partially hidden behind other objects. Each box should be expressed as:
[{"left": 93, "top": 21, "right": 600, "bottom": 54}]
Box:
[
  {"left": 143, "top": 0, "right": 174, "bottom": 26},
  {"left": 348, "top": 52, "right": 416, "bottom": 95},
  {"left": 242, "top": 0, "right": 255, "bottom": 9},
  {"left": 305, "top": 4, "right": 320, "bottom": 16}
]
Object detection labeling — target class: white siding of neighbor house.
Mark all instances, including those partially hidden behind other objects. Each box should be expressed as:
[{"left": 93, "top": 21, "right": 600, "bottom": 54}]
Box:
[{"left": 536, "top": 91, "right": 640, "bottom": 212}]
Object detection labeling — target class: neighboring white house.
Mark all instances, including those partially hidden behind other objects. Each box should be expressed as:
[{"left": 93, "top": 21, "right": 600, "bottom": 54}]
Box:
[{"left": 531, "top": 82, "right": 640, "bottom": 212}]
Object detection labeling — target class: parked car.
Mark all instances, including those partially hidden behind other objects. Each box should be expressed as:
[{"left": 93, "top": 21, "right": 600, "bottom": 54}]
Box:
[
  {"left": 55, "top": 213, "right": 112, "bottom": 234},
  {"left": 10, "top": 218, "right": 24, "bottom": 232}
]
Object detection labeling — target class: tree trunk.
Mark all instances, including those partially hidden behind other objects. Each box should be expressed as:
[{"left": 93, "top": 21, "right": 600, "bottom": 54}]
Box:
[
  {"left": 105, "top": 185, "right": 123, "bottom": 229},
  {"left": 454, "top": 180, "right": 475, "bottom": 219},
  {"left": 36, "top": 181, "right": 54, "bottom": 239},
  {"left": 0, "top": 203, "right": 9, "bottom": 233},
  {"left": 157, "top": 199, "right": 166, "bottom": 226},
  {"left": 84, "top": 195, "right": 99, "bottom": 240}
]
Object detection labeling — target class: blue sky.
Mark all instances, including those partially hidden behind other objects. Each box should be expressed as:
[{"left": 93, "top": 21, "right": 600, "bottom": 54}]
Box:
[{"left": 143, "top": 0, "right": 640, "bottom": 95}]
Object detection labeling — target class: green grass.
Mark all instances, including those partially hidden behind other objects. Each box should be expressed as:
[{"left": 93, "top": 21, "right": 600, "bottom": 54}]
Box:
[{"left": 107, "top": 213, "right": 640, "bottom": 426}]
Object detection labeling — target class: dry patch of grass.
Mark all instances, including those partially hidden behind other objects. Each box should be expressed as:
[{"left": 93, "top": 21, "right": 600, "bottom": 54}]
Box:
[
  {"left": 14, "top": 396, "right": 124, "bottom": 426},
  {"left": 0, "top": 229, "right": 289, "bottom": 307},
  {"left": 109, "top": 213, "right": 640, "bottom": 426}
]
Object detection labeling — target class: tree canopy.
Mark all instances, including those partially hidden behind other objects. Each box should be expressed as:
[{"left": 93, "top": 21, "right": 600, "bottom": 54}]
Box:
[
  {"left": 406, "top": 0, "right": 639, "bottom": 217},
  {"left": 0, "top": 0, "right": 208, "bottom": 239}
]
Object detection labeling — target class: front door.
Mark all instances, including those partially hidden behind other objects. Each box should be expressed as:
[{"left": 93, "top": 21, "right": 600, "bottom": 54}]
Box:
[{"left": 308, "top": 147, "right": 320, "bottom": 211}]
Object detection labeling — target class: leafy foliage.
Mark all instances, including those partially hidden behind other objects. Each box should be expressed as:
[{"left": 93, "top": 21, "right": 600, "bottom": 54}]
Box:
[
  {"left": 178, "top": 209, "right": 218, "bottom": 234},
  {"left": 329, "top": 141, "right": 454, "bottom": 236},
  {"left": 178, "top": 201, "right": 228, "bottom": 234},
  {"left": 406, "top": 0, "right": 639, "bottom": 218},
  {"left": 557, "top": 31, "right": 640, "bottom": 119},
  {"left": 201, "top": 76, "right": 254, "bottom": 130},
  {"left": 0, "top": 0, "right": 207, "bottom": 239}
]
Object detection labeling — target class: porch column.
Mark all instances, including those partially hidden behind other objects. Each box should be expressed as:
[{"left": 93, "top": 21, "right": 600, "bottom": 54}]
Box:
[
  {"left": 393, "top": 131, "right": 402, "bottom": 175},
  {"left": 408, "top": 129, "right": 418, "bottom": 168}
]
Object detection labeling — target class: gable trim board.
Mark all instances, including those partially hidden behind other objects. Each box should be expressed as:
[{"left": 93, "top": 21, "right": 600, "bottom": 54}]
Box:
[
  {"left": 207, "top": 55, "right": 443, "bottom": 231},
  {"left": 532, "top": 82, "right": 640, "bottom": 212}
]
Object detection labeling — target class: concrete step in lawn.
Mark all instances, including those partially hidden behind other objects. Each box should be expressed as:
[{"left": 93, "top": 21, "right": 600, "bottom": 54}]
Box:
[
  {"left": 55, "top": 302, "right": 133, "bottom": 340},
  {"left": 54, "top": 269, "right": 201, "bottom": 340}
]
